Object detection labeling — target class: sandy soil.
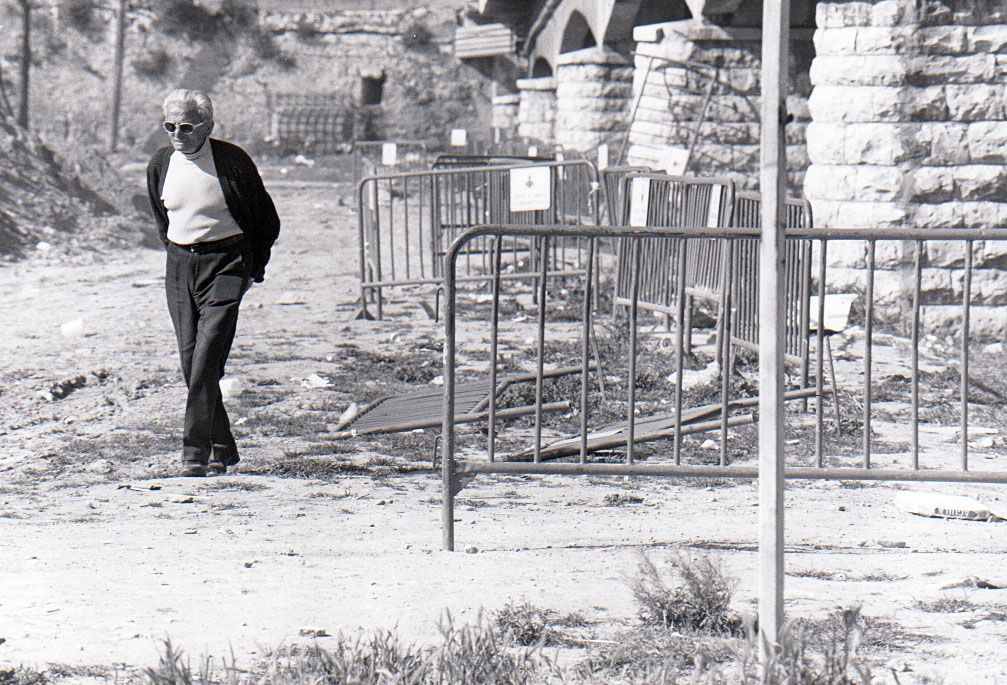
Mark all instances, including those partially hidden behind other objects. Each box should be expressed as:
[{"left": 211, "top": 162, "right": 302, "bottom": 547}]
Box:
[{"left": 2, "top": 181, "right": 1007, "bottom": 683}]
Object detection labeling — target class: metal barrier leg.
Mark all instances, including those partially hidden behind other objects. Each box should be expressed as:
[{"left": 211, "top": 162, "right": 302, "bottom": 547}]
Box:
[{"left": 827, "top": 335, "right": 841, "bottom": 434}]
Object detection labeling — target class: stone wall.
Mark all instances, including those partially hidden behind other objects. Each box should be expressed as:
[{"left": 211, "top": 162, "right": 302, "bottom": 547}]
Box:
[
  {"left": 626, "top": 21, "right": 814, "bottom": 190},
  {"left": 554, "top": 47, "right": 635, "bottom": 152},
  {"left": 517, "top": 76, "right": 558, "bottom": 144},
  {"left": 492, "top": 94, "right": 521, "bottom": 142},
  {"left": 805, "top": 0, "right": 1007, "bottom": 338}
]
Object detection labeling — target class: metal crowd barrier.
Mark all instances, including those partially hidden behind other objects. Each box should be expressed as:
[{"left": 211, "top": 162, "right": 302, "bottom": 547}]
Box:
[
  {"left": 356, "top": 160, "right": 600, "bottom": 319},
  {"left": 612, "top": 173, "right": 735, "bottom": 338},
  {"left": 351, "top": 140, "right": 430, "bottom": 186},
  {"left": 431, "top": 154, "right": 556, "bottom": 169},
  {"left": 439, "top": 223, "right": 1007, "bottom": 550}
]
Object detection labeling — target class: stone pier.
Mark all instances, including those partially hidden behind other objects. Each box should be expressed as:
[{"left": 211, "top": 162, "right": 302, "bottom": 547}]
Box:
[
  {"left": 627, "top": 20, "right": 814, "bottom": 189},
  {"left": 517, "top": 76, "right": 558, "bottom": 145},
  {"left": 805, "top": 0, "right": 1007, "bottom": 338},
  {"left": 554, "top": 46, "right": 634, "bottom": 153}
]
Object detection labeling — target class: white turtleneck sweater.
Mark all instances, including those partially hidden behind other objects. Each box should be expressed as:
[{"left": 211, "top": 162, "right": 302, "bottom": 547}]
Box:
[{"left": 161, "top": 139, "right": 244, "bottom": 245}]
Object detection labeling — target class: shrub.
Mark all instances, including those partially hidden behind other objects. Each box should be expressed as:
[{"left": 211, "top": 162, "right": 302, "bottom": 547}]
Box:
[
  {"left": 153, "top": 0, "right": 219, "bottom": 42},
  {"left": 132, "top": 45, "right": 173, "bottom": 81},
  {"left": 706, "top": 607, "right": 873, "bottom": 684},
  {"left": 0, "top": 667, "right": 49, "bottom": 685},
  {"left": 401, "top": 19, "right": 435, "bottom": 50},
  {"left": 630, "top": 551, "right": 743, "bottom": 635},
  {"left": 61, "top": 0, "right": 100, "bottom": 38},
  {"left": 493, "top": 602, "right": 556, "bottom": 646}
]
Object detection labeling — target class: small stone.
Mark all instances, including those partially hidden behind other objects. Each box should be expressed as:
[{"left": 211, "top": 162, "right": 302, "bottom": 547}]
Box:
[
  {"left": 700, "top": 439, "right": 718, "bottom": 451},
  {"left": 465, "top": 546, "right": 479, "bottom": 554},
  {"left": 983, "top": 342, "right": 1004, "bottom": 354},
  {"left": 878, "top": 540, "right": 907, "bottom": 548},
  {"left": 86, "top": 459, "right": 113, "bottom": 474},
  {"left": 838, "top": 506, "right": 846, "bottom": 512},
  {"left": 299, "top": 627, "right": 329, "bottom": 638},
  {"left": 172, "top": 496, "right": 195, "bottom": 504}
]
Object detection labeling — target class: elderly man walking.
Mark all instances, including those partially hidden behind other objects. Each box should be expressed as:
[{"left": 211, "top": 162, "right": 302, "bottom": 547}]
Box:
[{"left": 147, "top": 89, "right": 280, "bottom": 477}]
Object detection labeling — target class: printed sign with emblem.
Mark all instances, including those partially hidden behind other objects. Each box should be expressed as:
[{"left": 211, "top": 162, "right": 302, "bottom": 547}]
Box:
[{"left": 509, "top": 166, "right": 552, "bottom": 212}]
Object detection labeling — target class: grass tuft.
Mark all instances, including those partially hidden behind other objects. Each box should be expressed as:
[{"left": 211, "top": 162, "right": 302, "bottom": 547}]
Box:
[{"left": 629, "top": 552, "right": 743, "bottom": 635}]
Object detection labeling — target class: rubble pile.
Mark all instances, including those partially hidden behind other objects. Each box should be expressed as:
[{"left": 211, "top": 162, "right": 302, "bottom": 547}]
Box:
[{"left": 0, "top": 114, "right": 149, "bottom": 260}]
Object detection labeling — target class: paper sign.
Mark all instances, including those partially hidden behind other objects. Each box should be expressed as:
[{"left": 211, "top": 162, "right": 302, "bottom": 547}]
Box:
[
  {"left": 450, "top": 128, "right": 467, "bottom": 147},
  {"left": 527, "top": 145, "right": 538, "bottom": 157},
  {"left": 381, "top": 142, "right": 397, "bottom": 166},
  {"left": 662, "top": 146, "right": 690, "bottom": 175},
  {"left": 628, "top": 177, "right": 651, "bottom": 227},
  {"left": 597, "top": 143, "right": 609, "bottom": 170},
  {"left": 808, "top": 293, "right": 858, "bottom": 332},
  {"left": 509, "top": 166, "right": 551, "bottom": 212},
  {"left": 707, "top": 184, "right": 723, "bottom": 227}
]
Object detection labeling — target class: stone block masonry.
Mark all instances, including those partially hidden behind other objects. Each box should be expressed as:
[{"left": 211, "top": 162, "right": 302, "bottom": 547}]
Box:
[
  {"left": 554, "top": 47, "right": 635, "bottom": 152},
  {"left": 625, "top": 21, "right": 814, "bottom": 190},
  {"left": 807, "top": 0, "right": 1007, "bottom": 339},
  {"left": 517, "top": 77, "right": 558, "bottom": 144}
]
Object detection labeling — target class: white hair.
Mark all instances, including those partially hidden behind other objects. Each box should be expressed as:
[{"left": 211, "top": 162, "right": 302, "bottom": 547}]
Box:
[{"left": 162, "top": 89, "right": 214, "bottom": 123}]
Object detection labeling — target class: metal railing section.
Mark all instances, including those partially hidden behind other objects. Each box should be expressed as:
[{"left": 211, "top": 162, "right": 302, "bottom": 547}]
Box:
[
  {"left": 356, "top": 160, "right": 601, "bottom": 319},
  {"left": 351, "top": 140, "right": 430, "bottom": 186},
  {"left": 613, "top": 173, "right": 736, "bottom": 320},
  {"left": 440, "top": 223, "right": 1007, "bottom": 550}
]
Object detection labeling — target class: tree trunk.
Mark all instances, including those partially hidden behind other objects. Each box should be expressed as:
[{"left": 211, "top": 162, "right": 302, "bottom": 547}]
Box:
[{"left": 18, "top": 0, "right": 31, "bottom": 129}]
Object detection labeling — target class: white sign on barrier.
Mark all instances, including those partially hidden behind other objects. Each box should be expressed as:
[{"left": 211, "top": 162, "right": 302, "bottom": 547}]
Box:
[
  {"left": 707, "top": 184, "right": 722, "bottom": 227},
  {"left": 597, "top": 143, "right": 609, "bottom": 170},
  {"left": 381, "top": 142, "right": 397, "bottom": 166},
  {"left": 628, "top": 177, "right": 651, "bottom": 227},
  {"left": 450, "top": 128, "right": 467, "bottom": 147},
  {"left": 509, "top": 166, "right": 551, "bottom": 212},
  {"left": 662, "top": 146, "right": 690, "bottom": 175},
  {"left": 527, "top": 145, "right": 538, "bottom": 157}
]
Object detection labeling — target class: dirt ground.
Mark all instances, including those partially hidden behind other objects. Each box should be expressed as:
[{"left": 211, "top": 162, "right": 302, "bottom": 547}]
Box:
[{"left": 2, "top": 179, "right": 1007, "bottom": 683}]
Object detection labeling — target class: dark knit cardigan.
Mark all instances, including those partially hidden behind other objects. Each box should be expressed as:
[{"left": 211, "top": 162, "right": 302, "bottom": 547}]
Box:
[{"left": 146, "top": 138, "right": 280, "bottom": 282}]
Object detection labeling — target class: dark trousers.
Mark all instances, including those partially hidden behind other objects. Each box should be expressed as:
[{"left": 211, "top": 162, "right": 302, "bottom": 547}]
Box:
[{"left": 165, "top": 237, "right": 250, "bottom": 465}]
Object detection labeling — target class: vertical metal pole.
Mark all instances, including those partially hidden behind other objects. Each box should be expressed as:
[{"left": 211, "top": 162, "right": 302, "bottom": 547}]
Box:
[
  {"left": 109, "top": 0, "right": 127, "bottom": 151},
  {"left": 579, "top": 237, "right": 596, "bottom": 464},
  {"left": 441, "top": 245, "right": 458, "bottom": 551},
  {"left": 961, "top": 241, "right": 973, "bottom": 471},
  {"left": 864, "top": 240, "right": 875, "bottom": 468},
  {"left": 673, "top": 240, "right": 688, "bottom": 464},
  {"left": 488, "top": 237, "right": 503, "bottom": 462},
  {"left": 627, "top": 239, "right": 642, "bottom": 465},
  {"left": 758, "top": 0, "right": 790, "bottom": 663},
  {"left": 719, "top": 240, "right": 733, "bottom": 466},
  {"left": 533, "top": 237, "right": 549, "bottom": 463},
  {"left": 815, "top": 240, "right": 827, "bottom": 467},
  {"left": 911, "top": 240, "right": 922, "bottom": 469}
]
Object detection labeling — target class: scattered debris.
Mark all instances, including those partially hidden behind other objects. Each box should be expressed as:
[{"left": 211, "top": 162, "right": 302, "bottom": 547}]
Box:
[
  {"left": 219, "top": 377, "right": 245, "bottom": 398},
  {"left": 464, "top": 546, "right": 479, "bottom": 554},
  {"left": 983, "top": 342, "right": 1003, "bottom": 354},
  {"left": 894, "top": 492, "right": 991, "bottom": 521},
  {"left": 942, "top": 577, "right": 1004, "bottom": 590},
  {"left": 700, "top": 439, "right": 718, "bottom": 451},
  {"left": 41, "top": 375, "right": 88, "bottom": 401},
  {"left": 60, "top": 318, "right": 86, "bottom": 338},
  {"left": 603, "top": 493, "right": 644, "bottom": 506},
  {"left": 302, "top": 374, "right": 332, "bottom": 389},
  {"left": 85, "top": 459, "right": 113, "bottom": 474}
]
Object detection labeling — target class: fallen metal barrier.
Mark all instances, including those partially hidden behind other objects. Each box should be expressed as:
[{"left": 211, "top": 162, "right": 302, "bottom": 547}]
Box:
[
  {"left": 356, "top": 160, "right": 600, "bottom": 319},
  {"left": 439, "top": 223, "right": 1007, "bottom": 550}
]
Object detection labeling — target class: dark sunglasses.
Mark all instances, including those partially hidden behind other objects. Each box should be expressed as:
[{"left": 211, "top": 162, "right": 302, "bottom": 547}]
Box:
[{"left": 163, "top": 120, "right": 208, "bottom": 135}]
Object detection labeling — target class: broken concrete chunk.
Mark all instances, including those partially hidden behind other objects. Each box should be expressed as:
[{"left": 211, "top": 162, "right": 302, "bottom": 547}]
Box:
[
  {"left": 60, "top": 318, "right": 85, "bottom": 338},
  {"left": 894, "top": 492, "right": 990, "bottom": 521},
  {"left": 219, "top": 377, "right": 245, "bottom": 399}
]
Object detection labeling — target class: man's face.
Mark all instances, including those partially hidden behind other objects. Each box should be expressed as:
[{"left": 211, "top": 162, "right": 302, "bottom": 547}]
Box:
[{"left": 163, "top": 102, "right": 212, "bottom": 154}]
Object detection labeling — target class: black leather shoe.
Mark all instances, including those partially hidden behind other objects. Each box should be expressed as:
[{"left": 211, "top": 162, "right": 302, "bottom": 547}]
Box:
[
  {"left": 180, "top": 461, "right": 207, "bottom": 477},
  {"left": 206, "top": 461, "right": 226, "bottom": 476}
]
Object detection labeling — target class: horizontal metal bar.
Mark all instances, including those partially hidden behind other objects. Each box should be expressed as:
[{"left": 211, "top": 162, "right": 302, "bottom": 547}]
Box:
[
  {"left": 358, "top": 159, "right": 597, "bottom": 186},
  {"left": 361, "top": 269, "right": 587, "bottom": 290},
  {"left": 445, "top": 225, "right": 1007, "bottom": 249},
  {"left": 456, "top": 462, "right": 1007, "bottom": 484}
]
